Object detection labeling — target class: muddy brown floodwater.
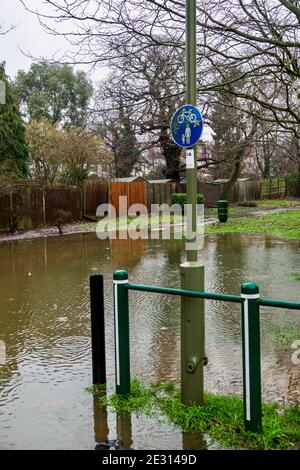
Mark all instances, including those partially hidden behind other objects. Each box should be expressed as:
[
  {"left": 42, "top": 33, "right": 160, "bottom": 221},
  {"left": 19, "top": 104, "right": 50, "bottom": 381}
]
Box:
[{"left": 0, "top": 232, "right": 299, "bottom": 449}]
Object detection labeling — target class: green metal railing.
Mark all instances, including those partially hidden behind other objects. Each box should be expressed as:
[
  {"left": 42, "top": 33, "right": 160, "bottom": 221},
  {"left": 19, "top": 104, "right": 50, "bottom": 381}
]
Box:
[{"left": 113, "top": 270, "right": 300, "bottom": 433}]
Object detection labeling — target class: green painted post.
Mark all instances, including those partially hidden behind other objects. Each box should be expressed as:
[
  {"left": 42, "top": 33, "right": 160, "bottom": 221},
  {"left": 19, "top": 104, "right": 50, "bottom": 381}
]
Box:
[
  {"left": 113, "top": 270, "right": 130, "bottom": 395},
  {"left": 186, "top": 0, "right": 198, "bottom": 262},
  {"left": 241, "top": 282, "right": 262, "bottom": 433},
  {"left": 180, "top": 0, "right": 205, "bottom": 405},
  {"left": 180, "top": 262, "right": 205, "bottom": 404}
]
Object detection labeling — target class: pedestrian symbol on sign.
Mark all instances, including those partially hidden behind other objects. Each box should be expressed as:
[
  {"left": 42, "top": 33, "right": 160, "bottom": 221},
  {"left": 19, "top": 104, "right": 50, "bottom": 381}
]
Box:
[{"left": 170, "top": 105, "right": 203, "bottom": 148}]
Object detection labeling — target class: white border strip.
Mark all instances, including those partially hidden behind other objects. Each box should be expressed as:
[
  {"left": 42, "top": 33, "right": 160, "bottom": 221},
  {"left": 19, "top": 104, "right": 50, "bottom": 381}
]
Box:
[
  {"left": 114, "top": 284, "right": 121, "bottom": 386},
  {"left": 113, "top": 280, "right": 129, "bottom": 285},
  {"left": 241, "top": 293, "right": 259, "bottom": 299},
  {"left": 241, "top": 292, "right": 259, "bottom": 422},
  {"left": 243, "top": 298, "right": 251, "bottom": 421},
  {"left": 0, "top": 340, "right": 6, "bottom": 365}
]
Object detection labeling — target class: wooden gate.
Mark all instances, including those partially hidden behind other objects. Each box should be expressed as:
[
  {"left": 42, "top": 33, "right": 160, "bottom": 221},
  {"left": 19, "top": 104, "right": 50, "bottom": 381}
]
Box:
[{"left": 109, "top": 181, "right": 147, "bottom": 216}]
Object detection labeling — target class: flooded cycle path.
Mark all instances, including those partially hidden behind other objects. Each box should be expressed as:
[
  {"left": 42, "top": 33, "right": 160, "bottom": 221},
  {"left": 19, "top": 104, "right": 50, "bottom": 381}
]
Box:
[{"left": 0, "top": 233, "right": 299, "bottom": 449}]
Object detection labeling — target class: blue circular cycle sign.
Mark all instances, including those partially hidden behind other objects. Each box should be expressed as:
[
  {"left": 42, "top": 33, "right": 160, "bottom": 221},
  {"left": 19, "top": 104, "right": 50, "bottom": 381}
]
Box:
[{"left": 170, "top": 104, "right": 203, "bottom": 148}]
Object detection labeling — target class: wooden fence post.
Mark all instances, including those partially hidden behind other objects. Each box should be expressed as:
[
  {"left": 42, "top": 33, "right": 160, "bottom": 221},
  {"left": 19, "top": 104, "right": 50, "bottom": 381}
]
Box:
[{"left": 42, "top": 188, "right": 46, "bottom": 227}]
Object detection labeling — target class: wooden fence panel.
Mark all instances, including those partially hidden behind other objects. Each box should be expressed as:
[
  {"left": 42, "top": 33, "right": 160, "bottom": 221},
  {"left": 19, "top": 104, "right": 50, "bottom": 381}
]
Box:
[
  {"left": 197, "top": 182, "right": 223, "bottom": 207},
  {"left": 260, "top": 178, "right": 286, "bottom": 199},
  {"left": 279, "top": 178, "right": 286, "bottom": 195},
  {"left": 29, "top": 188, "right": 44, "bottom": 228},
  {"left": 147, "top": 182, "right": 178, "bottom": 207},
  {"left": 12, "top": 188, "right": 31, "bottom": 230},
  {"left": 154, "top": 184, "right": 160, "bottom": 205},
  {"left": 247, "top": 180, "right": 261, "bottom": 201},
  {"left": 83, "top": 180, "right": 108, "bottom": 216},
  {"left": 0, "top": 194, "right": 10, "bottom": 231},
  {"left": 45, "top": 188, "right": 80, "bottom": 225},
  {"left": 146, "top": 183, "right": 153, "bottom": 211},
  {"left": 228, "top": 179, "right": 261, "bottom": 203}
]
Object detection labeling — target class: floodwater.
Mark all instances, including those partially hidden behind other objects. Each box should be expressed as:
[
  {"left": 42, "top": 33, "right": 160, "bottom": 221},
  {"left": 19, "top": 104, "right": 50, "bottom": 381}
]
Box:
[{"left": 0, "top": 232, "right": 299, "bottom": 449}]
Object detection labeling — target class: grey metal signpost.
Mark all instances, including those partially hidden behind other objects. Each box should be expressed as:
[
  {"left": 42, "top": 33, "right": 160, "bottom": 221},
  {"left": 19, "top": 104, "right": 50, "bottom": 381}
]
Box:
[{"left": 179, "top": 0, "right": 205, "bottom": 405}]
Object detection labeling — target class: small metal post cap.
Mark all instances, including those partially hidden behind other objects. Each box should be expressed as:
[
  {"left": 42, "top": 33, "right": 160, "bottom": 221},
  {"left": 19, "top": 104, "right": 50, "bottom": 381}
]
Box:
[
  {"left": 113, "top": 270, "right": 128, "bottom": 281},
  {"left": 241, "top": 282, "right": 259, "bottom": 295}
]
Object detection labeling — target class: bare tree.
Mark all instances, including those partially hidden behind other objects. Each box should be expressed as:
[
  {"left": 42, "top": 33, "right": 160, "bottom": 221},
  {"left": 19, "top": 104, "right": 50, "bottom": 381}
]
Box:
[
  {"left": 20, "top": 1, "right": 299, "bottom": 126},
  {"left": 0, "top": 22, "right": 15, "bottom": 36},
  {"left": 20, "top": 0, "right": 300, "bottom": 179},
  {"left": 93, "top": 40, "right": 185, "bottom": 179}
]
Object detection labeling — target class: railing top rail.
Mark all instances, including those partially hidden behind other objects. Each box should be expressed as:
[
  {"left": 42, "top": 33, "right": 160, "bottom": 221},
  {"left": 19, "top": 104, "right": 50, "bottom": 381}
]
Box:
[
  {"left": 125, "top": 283, "right": 300, "bottom": 311},
  {"left": 126, "top": 283, "right": 242, "bottom": 303},
  {"left": 258, "top": 298, "right": 300, "bottom": 310}
]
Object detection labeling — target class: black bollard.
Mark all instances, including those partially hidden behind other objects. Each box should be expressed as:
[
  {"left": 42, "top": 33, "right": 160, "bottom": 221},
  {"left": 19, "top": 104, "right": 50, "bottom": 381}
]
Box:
[
  {"left": 90, "top": 275, "right": 106, "bottom": 385},
  {"left": 217, "top": 200, "right": 229, "bottom": 223}
]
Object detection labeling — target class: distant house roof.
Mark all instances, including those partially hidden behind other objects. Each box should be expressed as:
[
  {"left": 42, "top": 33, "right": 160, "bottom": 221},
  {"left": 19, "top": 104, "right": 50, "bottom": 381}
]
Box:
[
  {"left": 114, "top": 176, "right": 145, "bottom": 183},
  {"left": 147, "top": 179, "right": 177, "bottom": 184}
]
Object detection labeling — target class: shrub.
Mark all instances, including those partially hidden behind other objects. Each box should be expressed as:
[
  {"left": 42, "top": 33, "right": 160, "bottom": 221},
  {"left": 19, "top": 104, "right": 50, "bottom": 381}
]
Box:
[
  {"left": 172, "top": 193, "right": 204, "bottom": 212},
  {"left": 287, "top": 172, "right": 299, "bottom": 197}
]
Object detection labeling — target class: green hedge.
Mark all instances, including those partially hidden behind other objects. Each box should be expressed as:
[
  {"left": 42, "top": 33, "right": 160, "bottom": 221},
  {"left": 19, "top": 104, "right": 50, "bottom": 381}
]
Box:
[
  {"left": 172, "top": 193, "right": 204, "bottom": 211},
  {"left": 287, "top": 172, "right": 299, "bottom": 197}
]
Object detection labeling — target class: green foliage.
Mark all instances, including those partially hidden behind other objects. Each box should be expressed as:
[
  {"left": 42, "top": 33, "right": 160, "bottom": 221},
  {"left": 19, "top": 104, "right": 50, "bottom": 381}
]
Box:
[
  {"left": 57, "top": 126, "right": 112, "bottom": 187},
  {"left": 84, "top": 384, "right": 106, "bottom": 395},
  {"left": 257, "top": 199, "right": 300, "bottom": 209},
  {"left": 25, "top": 121, "right": 112, "bottom": 187},
  {"left": 25, "top": 120, "right": 65, "bottom": 184},
  {"left": 89, "top": 379, "right": 300, "bottom": 450},
  {"left": 287, "top": 173, "right": 299, "bottom": 197},
  {"left": 205, "top": 209, "right": 300, "bottom": 239},
  {"left": 172, "top": 193, "right": 204, "bottom": 211},
  {"left": 0, "top": 63, "right": 28, "bottom": 178},
  {"left": 274, "top": 325, "right": 300, "bottom": 346},
  {"left": 14, "top": 63, "right": 93, "bottom": 126}
]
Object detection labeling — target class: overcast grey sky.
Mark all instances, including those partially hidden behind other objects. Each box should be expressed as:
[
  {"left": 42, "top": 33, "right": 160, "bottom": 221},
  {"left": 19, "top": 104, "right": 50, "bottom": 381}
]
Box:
[
  {"left": 1, "top": 0, "right": 212, "bottom": 140},
  {"left": 1, "top": 0, "right": 107, "bottom": 81}
]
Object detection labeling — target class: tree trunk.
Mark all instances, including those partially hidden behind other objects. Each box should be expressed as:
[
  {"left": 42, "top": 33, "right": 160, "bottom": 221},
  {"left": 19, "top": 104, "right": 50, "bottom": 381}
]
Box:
[
  {"left": 221, "top": 152, "right": 243, "bottom": 200},
  {"left": 263, "top": 156, "right": 270, "bottom": 178},
  {"left": 159, "top": 130, "right": 181, "bottom": 181}
]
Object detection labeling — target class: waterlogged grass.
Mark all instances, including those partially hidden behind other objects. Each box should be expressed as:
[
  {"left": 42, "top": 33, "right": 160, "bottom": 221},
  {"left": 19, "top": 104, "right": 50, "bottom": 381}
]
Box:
[
  {"left": 205, "top": 207, "right": 242, "bottom": 218},
  {"left": 80, "top": 200, "right": 300, "bottom": 239},
  {"left": 274, "top": 325, "right": 300, "bottom": 346},
  {"left": 95, "top": 214, "right": 184, "bottom": 233},
  {"left": 88, "top": 379, "right": 300, "bottom": 450},
  {"left": 257, "top": 199, "right": 300, "bottom": 209},
  {"left": 205, "top": 209, "right": 300, "bottom": 239}
]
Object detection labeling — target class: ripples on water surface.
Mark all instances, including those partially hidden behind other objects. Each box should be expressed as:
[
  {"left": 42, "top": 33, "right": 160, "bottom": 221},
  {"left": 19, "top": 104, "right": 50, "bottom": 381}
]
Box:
[{"left": 0, "top": 233, "right": 299, "bottom": 449}]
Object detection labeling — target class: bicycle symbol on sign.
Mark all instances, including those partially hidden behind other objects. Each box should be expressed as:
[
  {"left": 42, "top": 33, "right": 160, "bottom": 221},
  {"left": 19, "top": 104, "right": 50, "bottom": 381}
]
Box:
[
  {"left": 177, "top": 110, "right": 197, "bottom": 124},
  {"left": 177, "top": 110, "right": 197, "bottom": 146},
  {"left": 170, "top": 104, "right": 203, "bottom": 147}
]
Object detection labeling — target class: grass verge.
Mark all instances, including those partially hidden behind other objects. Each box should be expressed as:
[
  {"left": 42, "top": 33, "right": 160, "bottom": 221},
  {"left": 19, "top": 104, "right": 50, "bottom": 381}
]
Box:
[
  {"left": 87, "top": 379, "right": 300, "bottom": 450},
  {"left": 256, "top": 199, "right": 300, "bottom": 209},
  {"left": 205, "top": 209, "right": 300, "bottom": 239}
]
